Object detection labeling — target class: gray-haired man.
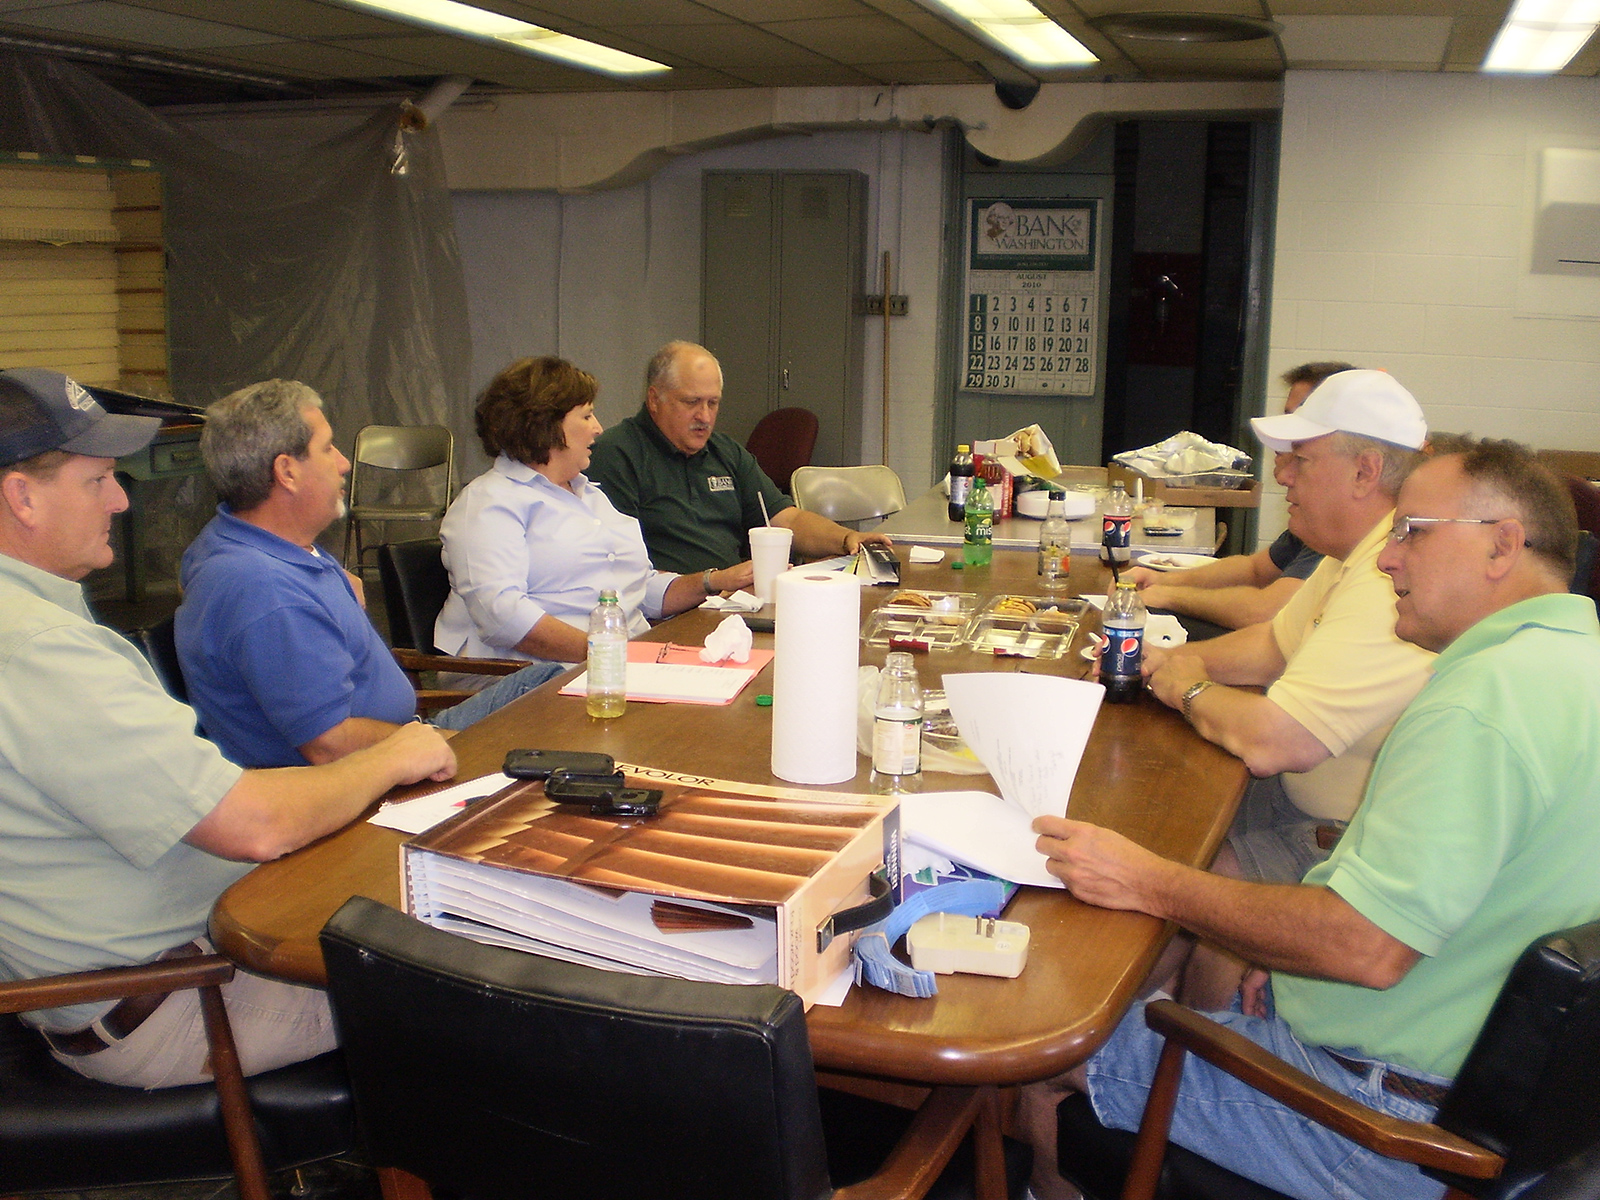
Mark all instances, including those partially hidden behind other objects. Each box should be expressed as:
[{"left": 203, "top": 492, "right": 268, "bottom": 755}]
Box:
[{"left": 177, "top": 379, "right": 561, "bottom": 769}]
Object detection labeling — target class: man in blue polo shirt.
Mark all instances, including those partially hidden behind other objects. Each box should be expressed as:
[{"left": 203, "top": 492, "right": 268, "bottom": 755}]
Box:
[
  {"left": 177, "top": 380, "right": 560, "bottom": 769},
  {"left": 587, "top": 341, "right": 892, "bottom": 575}
]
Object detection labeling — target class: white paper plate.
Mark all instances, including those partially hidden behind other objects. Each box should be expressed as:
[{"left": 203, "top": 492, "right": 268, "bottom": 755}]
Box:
[{"left": 1134, "top": 551, "right": 1213, "bottom": 572}]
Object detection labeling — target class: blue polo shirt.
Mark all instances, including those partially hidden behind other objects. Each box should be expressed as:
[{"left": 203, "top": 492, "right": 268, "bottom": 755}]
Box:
[{"left": 176, "top": 507, "right": 416, "bottom": 768}]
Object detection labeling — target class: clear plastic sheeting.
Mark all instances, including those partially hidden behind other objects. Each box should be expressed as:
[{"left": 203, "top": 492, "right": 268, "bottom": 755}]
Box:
[
  {"left": 0, "top": 52, "right": 470, "bottom": 433},
  {"left": 0, "top": 51, "right": 472, "bottom": 588}
]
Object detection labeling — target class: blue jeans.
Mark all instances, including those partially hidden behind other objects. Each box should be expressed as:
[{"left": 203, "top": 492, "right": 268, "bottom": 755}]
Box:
[
  {"left": 1083, "top": 995, "right": 1449, "bottom": 1200},
  {"left": 428, "top": 661, "right": 564, "bottom": 731}
]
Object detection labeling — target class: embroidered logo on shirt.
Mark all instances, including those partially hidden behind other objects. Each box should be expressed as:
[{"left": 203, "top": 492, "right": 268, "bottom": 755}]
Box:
[{"left": 707, "top": 476, "right": 735, "bottom": 492}]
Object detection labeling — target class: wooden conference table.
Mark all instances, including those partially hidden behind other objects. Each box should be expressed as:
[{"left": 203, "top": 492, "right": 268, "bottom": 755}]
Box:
[{"left": 210, "top": 550, "right": 1247, "bottom": 1129}]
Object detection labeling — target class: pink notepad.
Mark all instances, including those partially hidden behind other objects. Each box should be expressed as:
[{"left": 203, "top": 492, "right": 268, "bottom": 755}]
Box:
[{"left": 558, "top": 642, "right": 776, "bottom": 706}]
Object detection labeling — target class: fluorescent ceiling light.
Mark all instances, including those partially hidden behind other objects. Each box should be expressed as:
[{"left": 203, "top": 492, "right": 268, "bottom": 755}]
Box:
[
  {"left": 924, "top": 0, "right": 1098, "bottom": 67},
  {"left": 330, "top": 0, "right": 671, "bottom": 76},
  {"left": 1483, "top": 0, "right": 1600, "bottom": 72}
]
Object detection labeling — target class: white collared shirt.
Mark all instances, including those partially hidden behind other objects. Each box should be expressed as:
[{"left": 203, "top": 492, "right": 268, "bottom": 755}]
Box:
[{"left": 435, "top": 455, "right": 674, "bottom": 663}]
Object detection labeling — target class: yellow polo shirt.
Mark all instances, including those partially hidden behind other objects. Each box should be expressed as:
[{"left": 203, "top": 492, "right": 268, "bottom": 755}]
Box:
[{"left": 1266, "top": 513, "right": 1436, "bottom": 821}]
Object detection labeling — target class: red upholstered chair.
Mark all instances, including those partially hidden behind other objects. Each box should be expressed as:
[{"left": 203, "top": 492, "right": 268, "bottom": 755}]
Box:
[
  {"left": 746, "top": 407, "right": 820, "bottom": 494},
  {"left": 1560, "top": 475, "right": 1600, "bottom": 601}
]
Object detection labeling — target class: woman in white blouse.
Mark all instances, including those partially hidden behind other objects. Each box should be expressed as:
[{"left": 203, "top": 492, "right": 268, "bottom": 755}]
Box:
[{"left": 435, "top": 357, "right": 751, "bottom": 665}]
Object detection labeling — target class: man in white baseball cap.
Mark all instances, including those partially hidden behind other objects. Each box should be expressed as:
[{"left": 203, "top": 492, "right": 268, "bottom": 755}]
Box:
[
  {"left": 1021, "top": 366, "right": 1441, "bottom": 1195},
  {"left": 1251, "top": 368, "right": 1429, "bottom": 455},
  {"left": 1145, "top": 370, "right": 1436, "bottom": 996}
]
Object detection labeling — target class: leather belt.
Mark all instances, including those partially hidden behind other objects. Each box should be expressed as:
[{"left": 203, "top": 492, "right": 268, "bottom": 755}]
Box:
[
  {"left": 41, "top": 940, "right": 208, "bottom": 1057},
  {"left": 1325, "top": 1050, "right": 1449, "bottom": 1107}
]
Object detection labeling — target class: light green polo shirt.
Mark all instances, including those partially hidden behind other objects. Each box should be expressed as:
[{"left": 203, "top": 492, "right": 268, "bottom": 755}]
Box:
[
  {"left": 0, "top": 552, "right": 246, "bottom": 1030},
  {"left": 587, "top": 407, "right": 792, "bottom": 575},
  {"left": 1273, "top": 593, "right": 1600, "bottom": 1078}
]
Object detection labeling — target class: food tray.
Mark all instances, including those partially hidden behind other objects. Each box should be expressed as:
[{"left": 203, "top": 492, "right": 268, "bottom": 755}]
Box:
[
  {"left": 879, "top": 589, "right": 979, "bottom": 617},
  {"left": 960, "top": 595, "right": 1088, "bottom": 659},
  {"left": 861, "top": 590, "right": 978, "bottom": 651}
]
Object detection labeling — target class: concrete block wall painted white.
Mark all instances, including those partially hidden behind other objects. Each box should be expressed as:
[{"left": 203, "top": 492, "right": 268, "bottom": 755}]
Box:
[{"left": 1261, "top": 70, "right": 1600, "bottom": 545}]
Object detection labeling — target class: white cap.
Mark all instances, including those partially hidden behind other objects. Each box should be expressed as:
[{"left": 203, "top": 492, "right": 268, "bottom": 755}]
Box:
[{"left": 1251, "top": 369, "right": 1427, "bottom": 453}]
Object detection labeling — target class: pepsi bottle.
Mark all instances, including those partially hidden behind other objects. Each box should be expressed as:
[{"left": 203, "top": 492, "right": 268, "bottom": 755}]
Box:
[{"left": 1099, "top": 580, "right": 1146, "bottom": 703}]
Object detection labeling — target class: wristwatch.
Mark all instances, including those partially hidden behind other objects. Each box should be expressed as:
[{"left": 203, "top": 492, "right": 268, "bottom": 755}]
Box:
[
  {"left": 1180, "top": 679, "right": 1217, "bottom": 723},
  {"left": 701, "top": 569, "right": 717, "bottom": 595}
]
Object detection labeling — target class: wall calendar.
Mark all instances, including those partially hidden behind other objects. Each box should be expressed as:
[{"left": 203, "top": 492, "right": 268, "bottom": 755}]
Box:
[{"left": 962, "top": 198, "right": 1101, "bottom": 397}]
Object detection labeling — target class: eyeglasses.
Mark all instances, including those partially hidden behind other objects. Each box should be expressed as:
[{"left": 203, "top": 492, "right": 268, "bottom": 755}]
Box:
[{"left": 1388, "top": 515, "right": 1526, "bottom": 544}]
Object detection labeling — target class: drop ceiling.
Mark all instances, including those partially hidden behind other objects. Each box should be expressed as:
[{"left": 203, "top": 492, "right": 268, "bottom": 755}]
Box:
[{"left": 0, "top": 0, "right": 1593, "bottom": 109}]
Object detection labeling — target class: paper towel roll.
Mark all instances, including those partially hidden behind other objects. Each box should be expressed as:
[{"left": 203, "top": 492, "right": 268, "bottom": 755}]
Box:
[{"left": 771, "top": 570, "right": 861, "bottom": 784}]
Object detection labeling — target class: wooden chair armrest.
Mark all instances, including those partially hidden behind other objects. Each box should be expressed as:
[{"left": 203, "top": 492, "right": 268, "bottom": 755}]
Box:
[
  {"left": 391, "top": 649, "right": 523, "bottom": 677},
  {"left": 0, "top": 955, "right": 235, "bottom": 1015},
  {"left": 1143, "top": 1000, "right": 1501, "bottom": 1178},
  {"left": 832, "top": 1085, "right": 986, "bottom": 1200},
  {"left": 414, "top": 689, "right": 476, "bottom": 713}
]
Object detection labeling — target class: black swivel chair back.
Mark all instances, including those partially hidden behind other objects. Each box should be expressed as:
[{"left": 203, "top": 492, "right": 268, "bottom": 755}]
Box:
[
  {"left": 376, "top": 538, "right": 450, "bottom": 654},
  {"left": 133, "top": 613, "right": 188, "bottom": 704},
  {"left": 1057, "top": 918, "right": 1600, "bottom": 1200},
  {"left": 322, "top": 897, "right": 1029, "bottom": 1200}
]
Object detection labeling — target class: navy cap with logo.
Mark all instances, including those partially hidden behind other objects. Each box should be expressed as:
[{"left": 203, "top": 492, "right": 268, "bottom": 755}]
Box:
[{"left": 0, "top": 368, "right": 161, "bottom": 469}]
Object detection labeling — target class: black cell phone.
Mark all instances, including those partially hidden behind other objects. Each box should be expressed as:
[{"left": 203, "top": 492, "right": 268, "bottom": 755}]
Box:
[
  {"left": 743, "top": 614, "right": 775, "bottom": 633},
  {"left": 503, "top": 749, "right": 616, "bottom": 780},
  {"left": 544, "top": 768, "right": 662, "bottom": 817}
]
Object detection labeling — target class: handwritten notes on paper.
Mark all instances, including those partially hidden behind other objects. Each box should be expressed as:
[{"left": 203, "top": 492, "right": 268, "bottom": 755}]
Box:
[{"left": 898, "top": 673, "right": 1104, "bottom": 887}]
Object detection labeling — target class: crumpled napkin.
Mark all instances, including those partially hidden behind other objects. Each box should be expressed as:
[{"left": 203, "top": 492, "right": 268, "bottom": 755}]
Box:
[
  {"left": 701, "top": 589, "right": 764, "bottom": 613},
  {"left": 1146, "top": 613, "right": 1188, "bottom": 648},
  {"left": 700, "top": 613, "right": 753, "bottom": 663}
]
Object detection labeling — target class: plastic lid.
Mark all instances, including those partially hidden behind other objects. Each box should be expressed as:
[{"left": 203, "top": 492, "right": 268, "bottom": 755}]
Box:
[
  {"left": 598, "top": 589, "right": 619, "bottom": 602},
  {"left": 755, "top": 694, "right": 773, "bottom": 707}
]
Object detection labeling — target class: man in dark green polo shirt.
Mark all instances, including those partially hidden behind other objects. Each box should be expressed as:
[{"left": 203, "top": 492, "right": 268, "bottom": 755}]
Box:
[{"left": 587, "top": 341, "right": 892, "bottom": 575}]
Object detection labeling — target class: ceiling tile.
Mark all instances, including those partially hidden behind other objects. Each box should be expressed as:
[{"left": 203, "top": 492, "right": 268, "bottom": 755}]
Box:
[
  {"left": 852, "top": 57, "right": 986, "bottom": 83},
  {"left": 759, "top": 15, "right": 943, "bottom": 63},
  {"left": 126, "top": 0, "right": 408, "bottom": 37},
  {"left": 721, "top": 62, "right": 880, "bottom": 85},
  {"left": 507, "top": 0, "right": 730, "bottom": 23},
  {"left": 1116, "top": 37, "right": 1284, "bottom": 64},
  {"left": 2, "top": 0, "right": 285, "bottom": 48},
  {"left": 697, "top": 0, "right": 873, "bottom": 20},
  {"left": 224, "top": 39, "right": 425, "bottom": 76},
  {"left": 621, "top": 20, "right": 842, "bottom": 67},
  {"left": 1278, "top": 14, "right": 1453, "bottom": 64},
  {"left": 339, "top": 32, "right": 579, "bottom": 72}
]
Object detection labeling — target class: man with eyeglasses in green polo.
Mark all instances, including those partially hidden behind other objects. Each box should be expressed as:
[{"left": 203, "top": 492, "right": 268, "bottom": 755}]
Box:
[{"left": 1023, "top": 438, "right": 1595, "bottom": 1200}]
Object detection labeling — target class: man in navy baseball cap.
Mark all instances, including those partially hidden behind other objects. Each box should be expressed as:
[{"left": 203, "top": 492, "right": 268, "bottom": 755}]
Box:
[{"left": 0, "top": 368, "right": 162, "bottom": 468}]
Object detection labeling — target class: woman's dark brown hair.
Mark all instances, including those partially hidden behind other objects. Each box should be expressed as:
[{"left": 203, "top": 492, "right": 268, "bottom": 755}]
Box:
[{"left": 474, "top": 356, "right": 597, "bottom": 465}]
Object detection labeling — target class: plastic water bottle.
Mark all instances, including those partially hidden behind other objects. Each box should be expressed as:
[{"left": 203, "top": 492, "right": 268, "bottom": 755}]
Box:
[
  {"left": 871, "top": 652, "right": 923, "bottom": 793},
  {"left": 948, "top": 444, "right": 975, "bottom": 522},
  {"left": 1103, "top": 481, "right": 1133, "bottom": 566},
  {"left": 1038, "top": 492, "right": 1072, "bottom": 592},
  {"left": 1099, "top": 580, "right": 1147, "bottom": 703},
  {"left": 585, "top": 589, "right": 628, "bottom": 719},
  {"left": 963, "top": 476, "right": 993, "bottom": 567}
]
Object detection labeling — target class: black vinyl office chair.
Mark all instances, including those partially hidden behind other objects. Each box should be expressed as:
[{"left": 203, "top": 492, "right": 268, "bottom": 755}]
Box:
[
  {"left": 0, "top": 954, "right": 353, "bottom": 1200},
  {"left": 1055, "top": 919, "right": 1600, "bottom": 1200},
  {"left": 132, "top": 613, "right": 188, "bottom": 704},
  {"left": 374, "top": 539, "right": 528, "bottom": 711},
  {"left": 321, "top": 897, "right": 1031, "bottom": 1200}
]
